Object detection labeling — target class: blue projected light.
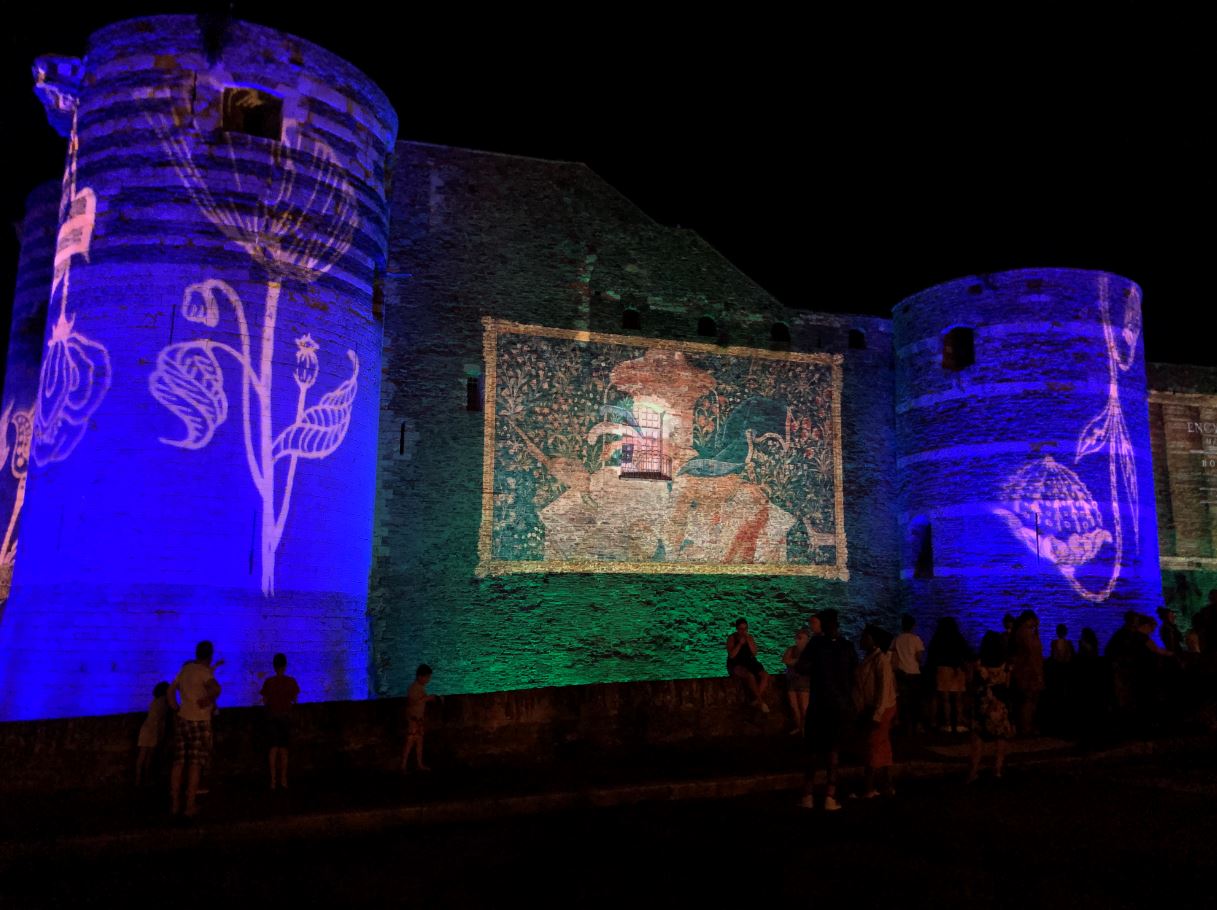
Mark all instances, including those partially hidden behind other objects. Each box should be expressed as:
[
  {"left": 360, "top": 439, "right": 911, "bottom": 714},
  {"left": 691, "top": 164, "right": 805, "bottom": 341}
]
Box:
[
  {"left": 0, "top": 17, "right": 398, "bottom": 721},
  {"left": 893, "top": 270, "right": 1161, "bottom": 650}
]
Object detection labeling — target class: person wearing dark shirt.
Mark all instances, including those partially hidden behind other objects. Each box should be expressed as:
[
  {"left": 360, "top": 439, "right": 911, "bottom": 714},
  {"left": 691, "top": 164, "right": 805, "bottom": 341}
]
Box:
[
  {"left": 797, "top": 609, "right": 857, "bottom": 811},
  {"left": 260, "top": 653, "right": 300, "bottom": 791}
]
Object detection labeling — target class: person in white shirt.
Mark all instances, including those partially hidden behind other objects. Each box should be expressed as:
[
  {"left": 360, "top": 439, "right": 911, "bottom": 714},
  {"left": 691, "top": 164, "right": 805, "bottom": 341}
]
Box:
[
  {"left": 167, "top": 640, "right": 221, "bottom": 818},
  {"left": 890, "top": 614, "right": 925, "bottom": 736},
  {"left": 855, "top": 624, "right": 898, "bottom": 799}
]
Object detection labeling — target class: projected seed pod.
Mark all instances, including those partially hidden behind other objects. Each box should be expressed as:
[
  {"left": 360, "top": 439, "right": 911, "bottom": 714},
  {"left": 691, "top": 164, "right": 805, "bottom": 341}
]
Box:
[
  {"left": 0, "top": 15, "right": 398, "bottom": 721},
  {"left": 893, "top": 268, "right": 1160, "bottom": 648}
]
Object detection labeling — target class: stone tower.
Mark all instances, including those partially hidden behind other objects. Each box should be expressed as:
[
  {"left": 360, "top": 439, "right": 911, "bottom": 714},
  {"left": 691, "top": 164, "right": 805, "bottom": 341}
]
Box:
[
  {"left": 893, "top": 268, "right": 1160, "bottom": 646},
  {"left": 0, "top": 16, "right": 398, "bottom": 720}
]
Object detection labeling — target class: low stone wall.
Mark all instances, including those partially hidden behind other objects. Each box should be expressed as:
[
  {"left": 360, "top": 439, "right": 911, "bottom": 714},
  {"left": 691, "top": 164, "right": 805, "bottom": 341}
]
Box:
[{"left": 0, "top": 676, "right": 791, "bottom": 793}]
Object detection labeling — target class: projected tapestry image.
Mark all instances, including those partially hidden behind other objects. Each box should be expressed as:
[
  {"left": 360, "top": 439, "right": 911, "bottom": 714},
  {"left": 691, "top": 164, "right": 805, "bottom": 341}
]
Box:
[{"left": 478, "top": 320, "right": 848, "bottom": 577}]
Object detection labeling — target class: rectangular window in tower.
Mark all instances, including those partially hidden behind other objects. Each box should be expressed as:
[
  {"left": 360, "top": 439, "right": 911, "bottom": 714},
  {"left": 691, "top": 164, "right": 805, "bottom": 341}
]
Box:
[{"left": 222, "top": 87, "right": 283, "bottom": 142}]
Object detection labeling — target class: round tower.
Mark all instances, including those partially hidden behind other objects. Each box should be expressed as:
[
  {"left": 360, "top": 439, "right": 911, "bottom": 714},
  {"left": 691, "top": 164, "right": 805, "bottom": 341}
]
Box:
[
  {"left": 0, "top": 16, "right": 398, "bottom": 720},
  {"left": 893, "top": 268, "right": 1160, "bottom": 647},
  {"left": 0, "top": 181, "right": 60, "bottom": 602}
]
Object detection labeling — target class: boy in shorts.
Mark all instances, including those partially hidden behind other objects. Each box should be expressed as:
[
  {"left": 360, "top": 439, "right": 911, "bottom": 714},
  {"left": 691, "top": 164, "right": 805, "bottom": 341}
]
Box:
[{"left": 402, "top": 664, "right": 441, "bottom": 773}]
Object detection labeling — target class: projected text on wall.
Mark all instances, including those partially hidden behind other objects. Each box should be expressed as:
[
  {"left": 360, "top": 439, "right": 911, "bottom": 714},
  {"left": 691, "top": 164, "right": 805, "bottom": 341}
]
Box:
[{"left": 478, "top": 320, "right": 848, "bottom": 577}]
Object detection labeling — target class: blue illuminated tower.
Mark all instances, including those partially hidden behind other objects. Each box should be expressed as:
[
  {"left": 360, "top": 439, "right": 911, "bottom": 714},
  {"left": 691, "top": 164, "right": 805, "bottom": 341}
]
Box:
[
  {"left": 893, "top": 268, "right": 1161, "bottom": 646},
  {"left": 0, "top": 182, "right": 60, "bottom": 603},
  {"left": 0, "top": 16, "right": 398, "bottom": 720}
]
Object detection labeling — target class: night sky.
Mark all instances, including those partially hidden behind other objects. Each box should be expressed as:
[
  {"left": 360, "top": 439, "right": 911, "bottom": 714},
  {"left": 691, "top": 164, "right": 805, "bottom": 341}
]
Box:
[{"left": 3, "top": 5, "right": 1212, "bottom": 368}]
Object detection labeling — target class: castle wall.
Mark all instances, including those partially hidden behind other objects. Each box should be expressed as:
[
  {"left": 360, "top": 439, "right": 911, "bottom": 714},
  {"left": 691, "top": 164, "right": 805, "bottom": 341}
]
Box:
[
  {"left": 1148, "top": 362, "right": 1217, "bottom": 623},
  {"left": 369, "top": 143, "right": 899, "bottom": 698}
]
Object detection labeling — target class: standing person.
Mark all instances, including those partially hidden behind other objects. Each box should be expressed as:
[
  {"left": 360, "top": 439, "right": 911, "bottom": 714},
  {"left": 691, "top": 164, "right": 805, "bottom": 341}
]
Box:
[
  {"left": 797, "top": 609, "right": 857, "bottom": 811},
  {"left": 1050, "top": 624, "right": 1076, "bottom": 664},
  {"left": 781, "top": 628, "right": 811, "bottom": 735},
  {"left": 135, "top": 681, "right": 170, "bottom": 786},
  {"left": 402, "top": 664, "right": 441, "bottom": 773},
  {"left": 891, "top": 614, "right": 925, "bottom": 736},
  {"left": 927, "top": 617, "right": 971, "bottom": 734},
  {"left": 1009, "top": 610, "right": 1045, "bottom": 735},
  {"left": 260, "top": 653, "right": 300, "bottom": 791},
  {"left": 167, "top": 641, "right": 221, "bottom": 818},
  {"left": 1045, "top": 623, "right": 1076, "bottom": 735},
  {"left": 966, "top": 632, "right": 1015, "bottom": 783},
  {"left": 854, "top": 625, "right": 897, "bottom": 799},
  {"left": 1157, "top": 607, "right": 1183, "bottom": 655},
  {"left": 726, "top": 618, "right": 770, "bottom": 713},
  {"left": 999, "top": 614, "right": 1016, "bottom": 658}
]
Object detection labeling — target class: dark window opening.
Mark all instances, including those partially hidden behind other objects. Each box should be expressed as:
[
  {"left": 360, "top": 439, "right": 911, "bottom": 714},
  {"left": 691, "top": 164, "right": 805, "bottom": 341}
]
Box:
[
  {"left": 221, "top": 87, "right": 283, "bottom": 141},
  {"left": 771, "top": 322, "right": 791, "bottom": 347},
  {"left": 697, "top": 316, "right": 717, "bottom": 338},
  {"left": 466, "top": 376, "right": 483, "bottom": 412},
  {"left": 399, "top": 422, "right": 406, "bottom": 455},
  {"left": 372, "top": 270, "right": 385, "bottom": 321},
  {"left": 622, "top": 308, "right": 642, "bottom": 331},
  {"left": 913, "top": 522, "right": 934, "bottom": 579},
  {"left": 848, "top": 329, "right": 866, "bottom": 350},
  {"left": 942, "top": 326, "right": 975, "bottom": 371}
]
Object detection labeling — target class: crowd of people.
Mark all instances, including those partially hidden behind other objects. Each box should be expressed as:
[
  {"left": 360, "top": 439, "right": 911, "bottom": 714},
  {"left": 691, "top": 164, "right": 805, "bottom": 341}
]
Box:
[
  {"left": 135, "top": 642, "right": 439, "bottom": 818},
  {"left": 135, "top": 593, "right": 1217, "bottom": 819},
  {"left": 728, "top": 591, "right": 1217, "bottom": 811}
]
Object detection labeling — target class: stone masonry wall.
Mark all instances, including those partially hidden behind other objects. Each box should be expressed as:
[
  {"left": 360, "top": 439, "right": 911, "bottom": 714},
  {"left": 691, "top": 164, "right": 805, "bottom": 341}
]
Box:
[{"left": 370, "top": 142, "right": 897, "bottom": 698}]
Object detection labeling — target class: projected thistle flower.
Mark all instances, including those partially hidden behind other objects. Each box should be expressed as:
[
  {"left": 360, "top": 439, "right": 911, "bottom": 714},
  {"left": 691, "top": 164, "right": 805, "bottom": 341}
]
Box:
[
  {"left": 147, "top": 101, "right": 360, "bottom": 595},
  {"left": 995, "top": 277, "right": 1142, "bottom": 603}
]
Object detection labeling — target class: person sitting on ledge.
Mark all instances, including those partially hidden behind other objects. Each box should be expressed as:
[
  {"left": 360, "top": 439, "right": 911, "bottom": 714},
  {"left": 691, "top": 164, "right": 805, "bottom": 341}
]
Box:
[{"left": 727, "top": 618, "right": 770, "bottom": 713}]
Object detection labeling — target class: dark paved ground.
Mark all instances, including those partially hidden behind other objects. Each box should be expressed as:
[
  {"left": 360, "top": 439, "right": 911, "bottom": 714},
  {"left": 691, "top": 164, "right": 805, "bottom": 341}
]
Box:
[{"left": 3, "top": 743, "right": 1214, "bottom": 908}]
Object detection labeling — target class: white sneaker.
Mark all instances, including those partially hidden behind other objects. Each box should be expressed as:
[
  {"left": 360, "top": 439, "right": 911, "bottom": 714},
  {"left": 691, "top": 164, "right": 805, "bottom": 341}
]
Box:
[
  {"left": 823, "top": 796, "right": 842, "bottom": 812},
  {"left": 798, "top": 794, "right": 814, "bottom": 810}
]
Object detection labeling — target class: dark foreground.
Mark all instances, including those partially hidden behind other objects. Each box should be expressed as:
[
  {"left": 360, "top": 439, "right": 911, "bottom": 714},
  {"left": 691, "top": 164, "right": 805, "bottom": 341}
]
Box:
[{"left": 4, "top": 744, "right": 1215, "bottom": 909}]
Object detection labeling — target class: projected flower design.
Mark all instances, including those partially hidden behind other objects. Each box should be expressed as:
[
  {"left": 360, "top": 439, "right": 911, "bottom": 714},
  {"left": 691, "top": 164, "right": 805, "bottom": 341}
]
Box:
[
  {"left": 30, "top": 58, "right": 111, "bottom": 467},
  {"left": 0, "top": 403, "right": 36, "bottom": 597},
  {"left": 995, "top": 277, "right": 1142, "bottom": 603},
  {"left": 146, "top": 102, "right": 360, "bottom": 595}
]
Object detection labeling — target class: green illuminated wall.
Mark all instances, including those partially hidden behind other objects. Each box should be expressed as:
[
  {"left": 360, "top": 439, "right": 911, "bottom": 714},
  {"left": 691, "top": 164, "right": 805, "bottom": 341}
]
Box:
[{"left": 370, "top": 143, "right": 899, "bottom": 697}]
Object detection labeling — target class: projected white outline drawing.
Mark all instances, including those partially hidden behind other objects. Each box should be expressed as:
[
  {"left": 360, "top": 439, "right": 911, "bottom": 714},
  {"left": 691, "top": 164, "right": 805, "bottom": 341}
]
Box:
[
  {"left": 147, "top": 101, "right": 360, "bottom": 596},
  {"left": 0, "top": 402, "right": 35, "bottom": 596},
  {"left": 31, "top": 60, "right": 111, "bottom": 467},
  {"left": 995, "top": 278, "right": 1142, "bottom": 602}
]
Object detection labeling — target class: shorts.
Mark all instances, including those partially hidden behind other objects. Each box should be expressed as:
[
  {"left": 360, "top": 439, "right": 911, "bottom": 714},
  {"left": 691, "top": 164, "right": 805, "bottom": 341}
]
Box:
[
  {"left": 786, "top": 672, "right": 810, "bottom": 694},
  {"left": 173, "top": 718, "right": 212, "bottom": 767},
  {"left": 267, "top": 713, "right": 292, "bottom": 748},
  {"left": 407, "top": 716, "right": 426, "bottom": 737}
]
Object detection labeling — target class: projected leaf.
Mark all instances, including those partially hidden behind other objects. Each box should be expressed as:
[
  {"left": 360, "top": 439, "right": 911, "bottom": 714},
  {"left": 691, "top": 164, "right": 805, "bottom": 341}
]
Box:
[
  {"left": 149, "top": 341, "right": 228, "bottom": 449},
  {"left": 272, "top": 352, "right": 358, "bottom": 461}
]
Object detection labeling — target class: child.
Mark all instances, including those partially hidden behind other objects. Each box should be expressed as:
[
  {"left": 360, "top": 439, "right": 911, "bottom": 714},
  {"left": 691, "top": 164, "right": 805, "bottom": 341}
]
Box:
[
  {"left": 402, "top": 664, "right": 441, "bottom": 773},
  {"left": 260, "top": 653, "right": 300, "bottom": 790},
  {"left": 136, "top": 681, "right": 169, "bottom": 786}
]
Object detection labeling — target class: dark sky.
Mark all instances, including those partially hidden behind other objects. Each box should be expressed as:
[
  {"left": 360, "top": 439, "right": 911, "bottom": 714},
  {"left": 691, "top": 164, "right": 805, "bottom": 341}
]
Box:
[{"left": 3, "top": 5, "right": 1212, "bottom": 367}]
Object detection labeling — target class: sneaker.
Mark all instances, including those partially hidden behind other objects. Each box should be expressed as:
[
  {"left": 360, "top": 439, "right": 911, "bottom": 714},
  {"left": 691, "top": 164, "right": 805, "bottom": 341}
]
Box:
[
  {"left": 823, "top": 796, "right": 842, "bottom": 812},
  {"left": 798, "top": 794, "right": 814, "bottom": 810}
]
